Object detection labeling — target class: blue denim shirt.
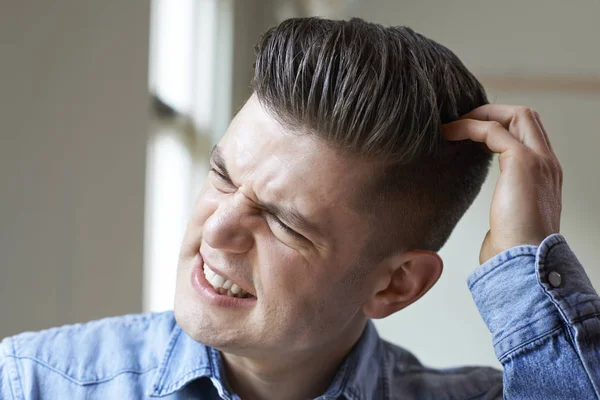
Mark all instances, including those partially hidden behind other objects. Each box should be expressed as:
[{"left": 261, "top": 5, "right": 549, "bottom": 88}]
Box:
[{"left": 2, "top": 234, "right": 599, "bottom": 399}]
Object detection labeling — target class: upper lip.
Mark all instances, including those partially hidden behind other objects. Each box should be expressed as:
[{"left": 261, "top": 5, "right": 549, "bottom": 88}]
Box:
[{"left": 200, "top": 253, "right": 256, "bottom": 297}]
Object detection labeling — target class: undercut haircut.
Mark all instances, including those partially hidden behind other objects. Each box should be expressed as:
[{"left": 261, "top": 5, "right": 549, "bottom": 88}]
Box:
[{"left": 251, "top": 17, "right": 492, "bottom": 260}]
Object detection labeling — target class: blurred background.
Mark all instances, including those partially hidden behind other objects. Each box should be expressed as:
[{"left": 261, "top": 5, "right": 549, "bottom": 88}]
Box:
[{"left": 1, "top": 0, "right": 599, "bottom": 369}]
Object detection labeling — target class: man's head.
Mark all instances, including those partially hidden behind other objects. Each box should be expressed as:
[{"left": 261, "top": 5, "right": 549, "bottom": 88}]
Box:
[{"left": 174, "top": 18, "right": 491, "bottom": 360}]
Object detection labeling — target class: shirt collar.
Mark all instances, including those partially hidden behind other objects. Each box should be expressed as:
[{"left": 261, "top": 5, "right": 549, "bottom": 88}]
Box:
[
  {"left": 148, "top": 320, "right": 385, "bottom": 399},
  {"left": 148, "top": 325, "right": 231, "bottom": 398},
  {"left": 319, "top": 320, "right": 385, "bottom": 400}
]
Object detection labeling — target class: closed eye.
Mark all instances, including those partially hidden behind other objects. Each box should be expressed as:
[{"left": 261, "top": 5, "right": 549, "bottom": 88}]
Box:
[
  {"left": 210, "top": 167, "right": 233, "bottom": 185},
  {"left": 266, "top": 213, "right": 306, "bottom": 240}
]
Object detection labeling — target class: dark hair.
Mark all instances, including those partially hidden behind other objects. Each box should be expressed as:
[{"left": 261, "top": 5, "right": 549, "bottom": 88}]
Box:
[{"left": 252, "top": 17, "right": 491, "bottom": 258}]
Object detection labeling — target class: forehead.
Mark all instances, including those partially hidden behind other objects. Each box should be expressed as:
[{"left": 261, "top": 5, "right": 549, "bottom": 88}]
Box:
[{"left": 219, "top": 96, "right": 371, "bottom": 232}]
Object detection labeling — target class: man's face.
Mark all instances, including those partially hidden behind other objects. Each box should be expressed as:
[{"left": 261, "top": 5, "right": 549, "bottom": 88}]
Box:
[{"left": 174, "top": 95, "right": 379, "bottom": 356}]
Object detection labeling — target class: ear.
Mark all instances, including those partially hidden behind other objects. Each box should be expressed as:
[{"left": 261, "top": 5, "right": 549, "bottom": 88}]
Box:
[{"left": 362, "top": 250, "right": 443, "bottom": 319}]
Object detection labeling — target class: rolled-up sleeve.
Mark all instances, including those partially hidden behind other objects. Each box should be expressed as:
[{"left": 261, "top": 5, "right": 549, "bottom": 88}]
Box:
[{"left": 468, "top": 234, "right": 600, "bottom": 399}]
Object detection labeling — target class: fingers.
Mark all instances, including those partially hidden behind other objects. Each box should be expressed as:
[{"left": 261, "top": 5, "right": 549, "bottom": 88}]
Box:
[
  {"left": 458, "top": 104, "right": 551, "bottom": 155},
  {"left": 443, "top": 118, "right": 522, "bottom": 154}
]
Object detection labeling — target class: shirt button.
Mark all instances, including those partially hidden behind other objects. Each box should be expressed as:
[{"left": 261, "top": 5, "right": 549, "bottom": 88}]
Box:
[{"left": 548, "top": 271, "right": 562, "bottom": 288}]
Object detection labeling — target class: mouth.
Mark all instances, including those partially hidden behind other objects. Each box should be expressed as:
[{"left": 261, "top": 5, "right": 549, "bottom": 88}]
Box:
[
  {"left": 203, "top": 263, "right": 254, "bottom": 299},
  {"left": 190, "top": 254, "right": 257, "bottom": 308}
]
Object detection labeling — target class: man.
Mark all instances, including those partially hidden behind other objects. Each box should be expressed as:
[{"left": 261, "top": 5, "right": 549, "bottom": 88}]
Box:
[{"left": 1, "top": 17, "right": 598, "bottom": 399}]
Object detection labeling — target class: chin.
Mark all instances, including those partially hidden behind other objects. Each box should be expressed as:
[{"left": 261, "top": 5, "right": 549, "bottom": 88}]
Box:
[{"left": 173, "top": 284, "right": 248, "bottom": 349}]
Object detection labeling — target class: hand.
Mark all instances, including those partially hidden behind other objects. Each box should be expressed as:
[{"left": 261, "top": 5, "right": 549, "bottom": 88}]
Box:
[{"left": 443, "top": 105, "right": 563, "bottom": 264}]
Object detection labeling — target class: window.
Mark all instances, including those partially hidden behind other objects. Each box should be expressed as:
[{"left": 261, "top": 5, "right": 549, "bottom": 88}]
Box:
[{"left": 144, "top": 0, "right": 219, "bottom": 312}]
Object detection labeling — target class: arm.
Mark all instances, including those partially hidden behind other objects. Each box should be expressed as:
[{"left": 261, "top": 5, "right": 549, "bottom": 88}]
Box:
[
  {"left": 470, "top": 234, "right": 600, "bottom": 398},
  {"left": 444, "top": 105, "right": 598, "bottom": 399}
]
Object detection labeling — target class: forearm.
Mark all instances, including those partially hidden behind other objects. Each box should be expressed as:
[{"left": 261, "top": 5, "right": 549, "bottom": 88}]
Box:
[{"left": 469, "top": 234, "right": 600, "bottom": 399}]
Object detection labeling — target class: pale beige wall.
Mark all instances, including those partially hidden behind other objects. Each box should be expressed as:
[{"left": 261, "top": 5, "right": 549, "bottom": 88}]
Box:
[
  {"left": 341, "top": 0, "right": 600, "bottom": 74},
  {"left": 0, "top": 1, "right": 150, "bottom": 338},
  {"left": 333, "top": 0, "right": 600, "bottom": 368}
]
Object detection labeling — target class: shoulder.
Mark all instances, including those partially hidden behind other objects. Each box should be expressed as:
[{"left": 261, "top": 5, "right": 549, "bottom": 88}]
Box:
[
  {"left": 1, "top": 311, "right": 176, "bottom": 385},
  {"left": 381, "top": 340, "right": 503, "bottom": 399}
]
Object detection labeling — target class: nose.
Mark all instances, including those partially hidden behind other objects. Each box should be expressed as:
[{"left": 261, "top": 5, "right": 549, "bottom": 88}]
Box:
[{"left": 202, "top": 192, "right": 254, "bottom": 254}]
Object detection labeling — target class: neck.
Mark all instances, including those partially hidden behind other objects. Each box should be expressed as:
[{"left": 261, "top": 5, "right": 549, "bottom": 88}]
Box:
[{"left": 221, "top": 320, "right": 367, "bottom": 400}]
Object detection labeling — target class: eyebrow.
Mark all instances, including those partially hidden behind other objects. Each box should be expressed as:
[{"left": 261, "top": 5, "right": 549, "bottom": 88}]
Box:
[
  {"left": 210, "top": 145, "right": 232, "bottom": 183},
  {"left": 209, "top": 145, "right": 321, "bottom": 237}
]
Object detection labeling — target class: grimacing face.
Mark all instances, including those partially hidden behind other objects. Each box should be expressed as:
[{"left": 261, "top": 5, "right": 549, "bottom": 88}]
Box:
[{"left": 174, "top": 95, "right": 391, "bottom": 358}]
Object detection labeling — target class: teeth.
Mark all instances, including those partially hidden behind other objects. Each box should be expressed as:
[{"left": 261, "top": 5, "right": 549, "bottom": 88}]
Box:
[
  {"left": 230, "top": 284, "right": 241, "bottom": 295},
  {"left": 210, "top": 274, "right": 225, "bottom": 288},
  {"left": 203, "top": 263, "right": 251, "bottom": 298}
]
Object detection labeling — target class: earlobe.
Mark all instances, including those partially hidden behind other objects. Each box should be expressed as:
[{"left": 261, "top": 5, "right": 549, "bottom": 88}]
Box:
[{"left": 362, "top": 251, "right": 443, "bottom": 319}]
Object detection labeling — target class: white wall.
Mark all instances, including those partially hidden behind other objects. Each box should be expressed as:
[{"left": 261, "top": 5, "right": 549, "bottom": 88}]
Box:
[
  {"left": 333, "top": 0, "right": 600, "bottom": 368},
  {"left": 0, "top": 2, "right": 150, "bottom": 338}
]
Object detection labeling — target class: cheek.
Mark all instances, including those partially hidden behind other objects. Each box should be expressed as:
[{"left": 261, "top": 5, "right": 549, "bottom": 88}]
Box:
[
  {"left": 260, "top": 248, "right": 310, "bottom": 297},
  {"left": 258, "top": 242, "right": 342, "bottom": 308},
  {"left": 257, "top": 245, "right": 362, "bottom": 346}
]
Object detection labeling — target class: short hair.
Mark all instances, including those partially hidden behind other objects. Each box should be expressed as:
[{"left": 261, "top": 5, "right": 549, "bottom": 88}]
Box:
[{"left": 251, "top": 17, "right": 492, "bottom": 259}]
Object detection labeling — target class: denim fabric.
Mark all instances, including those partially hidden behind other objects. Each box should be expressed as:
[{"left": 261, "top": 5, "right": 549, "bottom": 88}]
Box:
[
  {"left": 468, "top": 234, "right": 600, "bottom": 399},
  {"left": 1, "top": 234, "right": 598, "bottom": 399}
]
